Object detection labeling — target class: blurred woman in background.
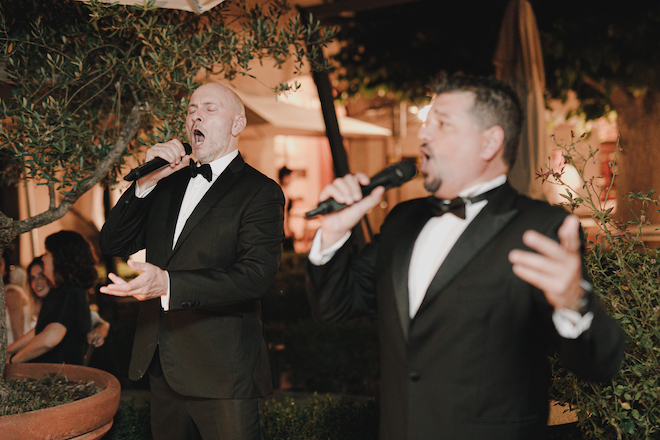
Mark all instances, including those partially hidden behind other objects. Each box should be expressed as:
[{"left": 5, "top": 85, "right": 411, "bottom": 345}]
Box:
[
  {"left": 26, "top": 256, "right": 49, "bottom": 326},
  {"left": 24, "top": 255, "right": 110, "bottom": 350},
  {"left": 7, "top": 231, "right": 97, "bottom": 365}
]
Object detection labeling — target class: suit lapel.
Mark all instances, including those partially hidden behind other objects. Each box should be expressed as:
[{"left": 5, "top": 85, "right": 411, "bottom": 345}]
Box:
[
  {"left": 391, "top": 202, "right": 434, "bottom": 341},
  {"left": 168, "top": 154, "right": 245, "bottom": 263},
  {"left": 416, "top": 183, "right": 519, "bottom": 316}
]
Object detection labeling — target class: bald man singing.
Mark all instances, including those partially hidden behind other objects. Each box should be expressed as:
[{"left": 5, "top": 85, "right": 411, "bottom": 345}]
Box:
[{"left": 100, "top": 83, "right": 284, "bottom": 440}]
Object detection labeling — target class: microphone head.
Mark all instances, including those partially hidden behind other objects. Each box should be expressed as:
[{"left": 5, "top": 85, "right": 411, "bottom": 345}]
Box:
[
  {"left": 393, "top": 159, "right": 418, "bottom": 184},
  {"left": 378, "top": 159, "right": 417, "bottom": 190},
  {"left": 182, "top": 142, "right": 193, "bottom": 155}
]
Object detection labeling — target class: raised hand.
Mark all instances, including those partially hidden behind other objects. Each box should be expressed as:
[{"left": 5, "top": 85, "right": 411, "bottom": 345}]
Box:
[
  {"left": 100, "top": 260, "right": 169, "bottom": 302},
  {"left": 508, "top": 215, "right": 585, "bottom": 311},
  {"left": 137, "top": 140, "right": 191, "bottom": 191},
  {"left": 317, "top": 173, "right": 385, "bottom": 250}
]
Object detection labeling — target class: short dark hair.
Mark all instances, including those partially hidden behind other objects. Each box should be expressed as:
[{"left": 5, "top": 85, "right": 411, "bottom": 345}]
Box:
[
  {"left": 45, "top": 230, "right": 98, "bottom": 290},
  {"left": 278, "top": 166, "right": 292, "bottom": 184},
  {"left": 431, "top": 72, "right": 523, "bottom": 169}
]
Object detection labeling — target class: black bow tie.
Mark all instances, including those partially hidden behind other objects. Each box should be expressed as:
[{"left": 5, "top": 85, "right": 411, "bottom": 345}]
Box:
[
  {"left": 427, "top": 196, "right": 468, "bottom": 219},
  {"left": 189, "top": 160, "right": 212, "bottom": 182},
  {"left": 427, "top": 191, "right": 493, "bottom": 219}
]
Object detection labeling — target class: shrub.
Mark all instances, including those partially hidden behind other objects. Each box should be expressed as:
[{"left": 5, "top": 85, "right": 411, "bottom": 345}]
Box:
[
  {"left": 263, "top": 252, "right": 380, "bottom": 395},
  {"left": 104, "top": 398, "right": 151, "bottom": 440},
  {"left": 282, "top": 318, "right": 380, "bottom": 395},
  {"left": 543, "top": 134, "right": 660, "bottom": 439},
  {"left": 264, "top": 394, "right": 379, "bottom": 440}
]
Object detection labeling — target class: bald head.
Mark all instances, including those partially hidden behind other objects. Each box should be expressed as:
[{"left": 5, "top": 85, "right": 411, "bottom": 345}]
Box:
[
  {"left": 195, "top": 83, "right": 245, "bottom": 118},
  {"left": 185, "top": 82, "right": 248, "bottom": 163}
]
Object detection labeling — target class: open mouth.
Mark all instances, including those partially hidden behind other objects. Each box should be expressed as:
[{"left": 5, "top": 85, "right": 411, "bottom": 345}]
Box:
[
  {"left": 420, "top": 144, "right": 430, "bottom": 173},
  {"left": 193, "top": 129, "right": 205, "bottom": 146}
]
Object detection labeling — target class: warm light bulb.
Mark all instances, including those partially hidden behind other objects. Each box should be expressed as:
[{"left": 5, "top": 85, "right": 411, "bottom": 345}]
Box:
[{"left": 418, "top": 104, "right": 431, "bottom": 122}]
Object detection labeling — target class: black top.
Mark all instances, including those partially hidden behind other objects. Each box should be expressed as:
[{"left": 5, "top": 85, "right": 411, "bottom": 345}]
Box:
[{"left": 33, "top": 283, "right": 91, "bottom": 365}]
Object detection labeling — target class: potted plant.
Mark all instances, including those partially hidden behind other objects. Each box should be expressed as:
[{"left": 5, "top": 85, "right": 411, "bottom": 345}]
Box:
[{"left": 1, "top": 363, "right": 121, "bottom": 440}]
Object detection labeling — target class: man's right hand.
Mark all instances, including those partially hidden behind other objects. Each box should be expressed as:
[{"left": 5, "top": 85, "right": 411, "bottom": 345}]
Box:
[
  {"left": 318, "top": 173, "right": 385, "bottom": 250},
  {"left": 137, "top": 140, "right": 191, "bottom": 191}
]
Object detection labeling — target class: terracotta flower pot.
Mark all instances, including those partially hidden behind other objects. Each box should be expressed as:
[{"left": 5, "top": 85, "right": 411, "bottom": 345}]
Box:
[{"left": 1, "top": 363, "right": 121, "bottom": 440}]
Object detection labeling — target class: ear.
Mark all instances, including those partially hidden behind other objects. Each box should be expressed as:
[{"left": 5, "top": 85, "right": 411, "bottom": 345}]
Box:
[
  {"left": 480, "top": 125, "right": 505, "bottom": 161},
  {"left": 232, "top": 115, "right": 247, "bottom": 136}
]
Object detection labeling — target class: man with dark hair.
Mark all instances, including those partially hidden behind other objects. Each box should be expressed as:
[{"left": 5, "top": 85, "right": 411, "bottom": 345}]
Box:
[{"left": 306, "top": 73, "right": 625, "bottom": 440}]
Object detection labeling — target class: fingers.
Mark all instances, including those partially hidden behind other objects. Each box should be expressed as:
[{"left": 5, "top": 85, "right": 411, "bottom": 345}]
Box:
[
  {"left": 319, "top": 173, "right": 371, "bottom": 206},
  {"left": 99, "top": 273, "right": 133, "bottom": 296},
  {"left": 557, "top": 215, "right": 581, "bottom": 253},
  {"left": 508, "top": 215, "right": 584, "bottom": 310},
  {"left": 100, "top": 263, "right": 146, "bottom": 296},
  {"left": 107, "top": 272, "right": 127, "bottom": 285},
  {"left": 317, "top": 173, "right": 385, "bottom": 249},
  {"left": 145, "top": 140, "right": 189, "bottom": 166},
  {"left": 99, "top": 261, "right": 167, "bottom": 301},
  {"left": 514, "top": 216, "right": 580, "bottom": 262},
  {"left": 127, "top": 259, "right": 147, "bottom": 272},
  {"left": 87, "top": 331, "right": 105, "bottom": 347},
  {"left": 137, "top": 140, "right": 191, "bottom": 189}
]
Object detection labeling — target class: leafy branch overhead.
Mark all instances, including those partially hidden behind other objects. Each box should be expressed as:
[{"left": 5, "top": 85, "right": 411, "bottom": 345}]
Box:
[{"left": 0, "top": 0, "right": 335, "bottom": 234}]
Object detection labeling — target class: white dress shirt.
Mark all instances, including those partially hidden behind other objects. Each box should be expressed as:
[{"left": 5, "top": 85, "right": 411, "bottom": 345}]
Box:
[
  {"left": 308, "top": 174, "right": 593, "bottom": 338},
  {"left": 135, "top": 149, "right": 239, "bottom": 310}
]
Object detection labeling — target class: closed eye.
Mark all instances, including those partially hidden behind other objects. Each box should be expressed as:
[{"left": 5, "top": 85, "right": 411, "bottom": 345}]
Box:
[{"left": 426, "top": 118, "right": 445, "bottom": 129}]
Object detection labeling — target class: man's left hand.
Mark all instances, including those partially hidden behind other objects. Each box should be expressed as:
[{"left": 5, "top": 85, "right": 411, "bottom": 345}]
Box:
[
  {"left": 100, "top": 260, "right": 168, "bottom": 301},
  {"left": 508, "top": 215, "right": 584, "bottom": 311}
]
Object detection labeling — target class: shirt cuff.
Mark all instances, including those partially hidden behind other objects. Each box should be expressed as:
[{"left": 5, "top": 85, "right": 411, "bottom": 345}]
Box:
[
  {"left": 160, "top": 270, "right": 171, "bottom": 311},
  {"left": 307, "top": 229, "right": 351, "bottom": 266},
  {"left": 135, "top": 181, "right": 156, "bottom": 199},
  {"left": 552, "top": 309, "right": 594, "bottom": 339}
]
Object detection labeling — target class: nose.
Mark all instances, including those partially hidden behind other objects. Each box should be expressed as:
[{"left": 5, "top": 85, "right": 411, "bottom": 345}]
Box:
[
  {"left": 188, "top": 111, "right": 202, "bottom": 124},
  {"left": 418, "top": 123, "right": 431, "bottom": 141}
]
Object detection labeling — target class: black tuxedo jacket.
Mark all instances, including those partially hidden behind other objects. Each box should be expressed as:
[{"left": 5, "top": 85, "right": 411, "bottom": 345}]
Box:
[
  {"left": 100, "top": 153, "right": 284, "bottom": 399},
  {"left": 307, "top": 182, "right": 625, "bottom": 440}
]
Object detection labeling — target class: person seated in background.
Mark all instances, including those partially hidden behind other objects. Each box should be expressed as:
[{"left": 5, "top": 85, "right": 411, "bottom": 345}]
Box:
[
  {"left": 7, "top": 231, "right": 98, "bottom": 365},
  {"left": 19, "top": 255, "right": 110, "bottom": 351},
  {"left": 25, "top": 256, "right": 49, "bottom": 328},
  {"left": 2, "top": 254, "right": 32, "bottom": 345}
]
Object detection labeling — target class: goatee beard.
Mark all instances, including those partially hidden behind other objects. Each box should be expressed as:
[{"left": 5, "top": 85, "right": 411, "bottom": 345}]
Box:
[{"left": 424, "top": 175, "right": 441, "bottom": 194}]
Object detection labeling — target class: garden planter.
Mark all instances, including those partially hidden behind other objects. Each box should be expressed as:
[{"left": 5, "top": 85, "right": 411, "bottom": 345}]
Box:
[{"left": 1, "top": 363, "right": 121, "bottom": 440}]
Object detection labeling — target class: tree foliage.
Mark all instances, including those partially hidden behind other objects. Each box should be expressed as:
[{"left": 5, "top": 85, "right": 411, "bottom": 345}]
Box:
[
  {"left": 536, "top": 0, "right": 660, "bottom": 120},
  {"left": 0, "top": 0, "right": 334, "bottom": 234},
  {"left": 331, "top": 0, "right": 660, "bottom": 118},
  {"left": 0, "top": 0, "right": 334, "bottom": 372},
  {"left": 331, "top": 0, "right": 508, "bottom": 103}
]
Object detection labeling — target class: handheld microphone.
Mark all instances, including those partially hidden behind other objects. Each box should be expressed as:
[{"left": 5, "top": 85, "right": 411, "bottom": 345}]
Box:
[
  {"left": 305, "top": 160, "right": 418, "bottom": 219},
  {"left": 124, "top": 142, "right": 193, "bottom": 181}
]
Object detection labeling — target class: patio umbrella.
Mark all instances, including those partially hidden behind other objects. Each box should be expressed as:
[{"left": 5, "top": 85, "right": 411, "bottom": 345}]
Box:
[
  {"left": 493, "top": 0, "right": 548, "bottom": 200},
  {"left": 78, "top": 0, "right": 226, "bottom": 14}
]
